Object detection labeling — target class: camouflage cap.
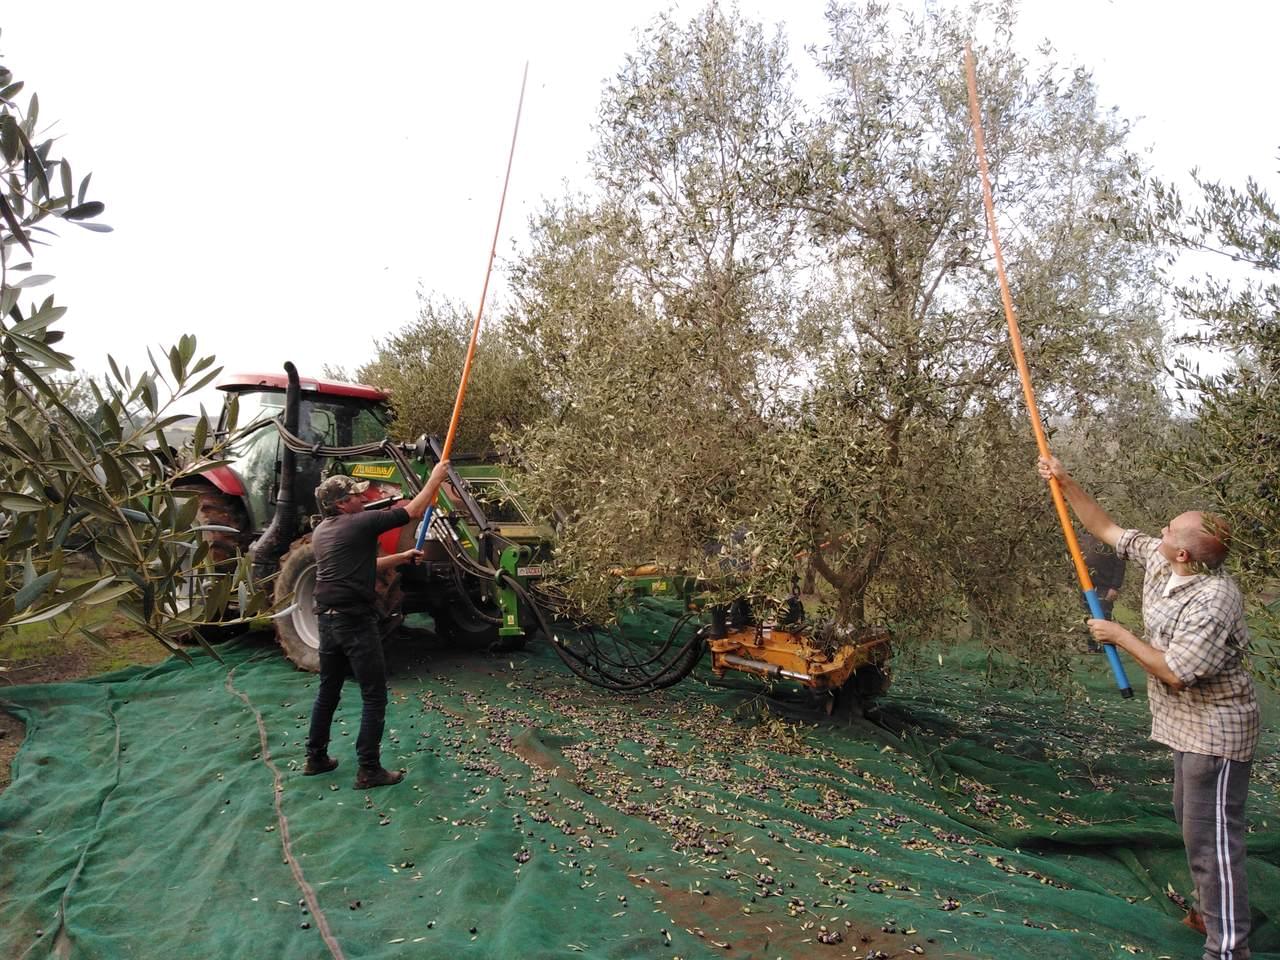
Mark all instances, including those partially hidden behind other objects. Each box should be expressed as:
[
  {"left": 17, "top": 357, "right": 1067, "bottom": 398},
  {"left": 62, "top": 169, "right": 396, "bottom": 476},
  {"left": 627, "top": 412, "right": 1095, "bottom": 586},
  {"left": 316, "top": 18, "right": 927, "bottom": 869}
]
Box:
[{"left": 315, "top": 474, "right": 369, "bottom": 514}]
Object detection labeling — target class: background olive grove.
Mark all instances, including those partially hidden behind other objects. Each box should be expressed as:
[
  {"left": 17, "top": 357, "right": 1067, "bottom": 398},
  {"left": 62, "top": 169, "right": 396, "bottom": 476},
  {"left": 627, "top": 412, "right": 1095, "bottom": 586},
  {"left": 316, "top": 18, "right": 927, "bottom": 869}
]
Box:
[
  {"left": 347, "top": 295, "right": 545, "bottom": 454},
  {"left": 360, "top": 2, "right": 1280, "bottom": 686},
  {"left": 1152, "top": 169, "right": 1280, "bottom": 684}
]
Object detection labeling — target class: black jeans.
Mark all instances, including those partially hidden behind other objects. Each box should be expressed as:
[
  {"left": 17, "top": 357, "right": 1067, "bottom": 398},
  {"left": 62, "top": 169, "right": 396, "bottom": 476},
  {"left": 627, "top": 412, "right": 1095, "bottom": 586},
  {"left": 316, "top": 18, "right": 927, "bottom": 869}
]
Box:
[{"left": 306, "top": 608, "right": 388, "bottom": 769}]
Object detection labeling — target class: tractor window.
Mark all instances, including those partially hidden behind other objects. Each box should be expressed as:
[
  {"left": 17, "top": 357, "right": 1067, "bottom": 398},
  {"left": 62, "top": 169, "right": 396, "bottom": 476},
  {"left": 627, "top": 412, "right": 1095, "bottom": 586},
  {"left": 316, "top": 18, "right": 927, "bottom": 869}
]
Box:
[
  {"left": 303, "top": 407, "right": 336, "bottom": 444},
  {"left": 222, "top": 391, "right": 284, "bottom": 438},
  {"left": 349, "top": 405, "right": 390, "bottom": 444},
  {"left": 300, "top": 400, "right": 390, "bottom": 447},
  {"left": 225, "top": 395, "right": 284, "bottom": 531},
  {"left": 222, "top": 393, "right": 284, "bottom": 461}
]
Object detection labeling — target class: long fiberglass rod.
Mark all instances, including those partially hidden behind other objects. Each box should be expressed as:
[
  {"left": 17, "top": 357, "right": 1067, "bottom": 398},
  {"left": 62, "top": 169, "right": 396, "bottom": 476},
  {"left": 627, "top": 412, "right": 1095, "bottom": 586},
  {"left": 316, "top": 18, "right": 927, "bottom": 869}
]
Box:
[
  {"left": 414, "top": 63, "right": 529, "bottom": 551},
  {"left": 963, "top": 44, "right": 1133, "bottom": 698}
]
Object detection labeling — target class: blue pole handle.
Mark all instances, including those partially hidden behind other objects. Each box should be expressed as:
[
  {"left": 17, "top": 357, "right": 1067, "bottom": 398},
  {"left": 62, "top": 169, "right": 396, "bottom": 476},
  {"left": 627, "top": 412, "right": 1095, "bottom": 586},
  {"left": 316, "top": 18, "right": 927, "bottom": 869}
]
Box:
[{"left": 1083, "top": 587, "right": 1134, "bottom": 698}]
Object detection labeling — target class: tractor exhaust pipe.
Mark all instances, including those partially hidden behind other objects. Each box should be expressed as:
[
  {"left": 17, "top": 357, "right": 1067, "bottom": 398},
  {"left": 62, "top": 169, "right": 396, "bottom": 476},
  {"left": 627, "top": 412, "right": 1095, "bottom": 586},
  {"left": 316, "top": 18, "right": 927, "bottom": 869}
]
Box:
[{"left": 250, "top": 361, "right": 302, "bottom": 581}]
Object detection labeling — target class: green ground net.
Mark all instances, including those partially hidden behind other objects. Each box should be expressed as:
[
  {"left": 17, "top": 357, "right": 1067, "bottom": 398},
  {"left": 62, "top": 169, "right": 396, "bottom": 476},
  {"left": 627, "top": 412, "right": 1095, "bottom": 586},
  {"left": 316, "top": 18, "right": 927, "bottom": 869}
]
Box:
[{"left": 2, "top": 603, "right": 1278, "bottom": 960}]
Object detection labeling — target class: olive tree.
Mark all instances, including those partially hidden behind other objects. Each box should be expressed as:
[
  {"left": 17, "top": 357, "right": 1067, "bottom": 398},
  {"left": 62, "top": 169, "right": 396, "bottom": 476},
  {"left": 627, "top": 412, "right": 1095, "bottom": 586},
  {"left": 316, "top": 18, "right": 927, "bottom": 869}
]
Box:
[
  {"left": 774, "top": 1, "right": 1167, "bottom": 655},
  {"left": 508, "top": 3, "right": 1169, "bottom": 673},
  {"left": 0, "top": 49, "right": 261, "bottom": 655},
  {"left": 508, "top": 6, "right": 811, "bottom": 616},
  {"left": 351, "top": 294, "right": 544, "bottom": 453},
  {"left": 1151, "top": 167, "right": 1280, "bottom": 688}
]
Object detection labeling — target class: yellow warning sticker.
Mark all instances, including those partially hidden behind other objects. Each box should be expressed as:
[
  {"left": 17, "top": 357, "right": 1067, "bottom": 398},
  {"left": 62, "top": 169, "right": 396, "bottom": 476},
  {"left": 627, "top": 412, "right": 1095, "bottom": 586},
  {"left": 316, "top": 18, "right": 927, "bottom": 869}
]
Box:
[{"left": 350, "top": 464, "right": 396, "bottom": 480}]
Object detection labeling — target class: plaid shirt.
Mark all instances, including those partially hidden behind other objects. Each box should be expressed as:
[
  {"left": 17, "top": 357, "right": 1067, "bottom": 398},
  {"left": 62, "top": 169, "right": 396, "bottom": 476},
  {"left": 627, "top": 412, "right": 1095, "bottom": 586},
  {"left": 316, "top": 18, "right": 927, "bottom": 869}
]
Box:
[{"left": 1116, "top": 530, "right": 1259, "bottom": 762}]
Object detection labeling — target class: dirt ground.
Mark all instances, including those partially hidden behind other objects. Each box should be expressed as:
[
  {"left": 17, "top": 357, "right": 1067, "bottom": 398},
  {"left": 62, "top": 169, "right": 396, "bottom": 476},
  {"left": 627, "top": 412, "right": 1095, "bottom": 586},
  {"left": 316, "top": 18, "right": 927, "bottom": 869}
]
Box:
[{"left": 0, "top": 624, "right": 172, "bottom": 792}]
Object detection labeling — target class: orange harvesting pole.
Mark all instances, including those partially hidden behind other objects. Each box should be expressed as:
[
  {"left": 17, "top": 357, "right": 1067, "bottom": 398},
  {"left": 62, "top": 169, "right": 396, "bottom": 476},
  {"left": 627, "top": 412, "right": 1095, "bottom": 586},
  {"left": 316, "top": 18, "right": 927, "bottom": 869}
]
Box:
[
  {"left": 415, "top": 63, "right": 529, "bottom": 549},
  {"left": 963, "top": 44, "right": 1132, "bottom": 697}
]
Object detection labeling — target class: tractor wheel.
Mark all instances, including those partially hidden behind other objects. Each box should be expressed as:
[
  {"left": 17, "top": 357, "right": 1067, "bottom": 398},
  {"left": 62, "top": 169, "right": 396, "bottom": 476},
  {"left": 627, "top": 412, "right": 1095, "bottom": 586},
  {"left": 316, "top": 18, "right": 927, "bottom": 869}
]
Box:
[
  {"left": 824, "top": 633, "right": 894, "bottom": 716},
  {"left": 376, "top": 564, "right": 406, "bottom": 650},
  {"left": 193, "top": 487, "right": 250, "bottom": 564},
  {"left": 274, "top": 537, "right": 322, "bottom": 671},
  {"left": 824, "top": 664, "right": 892, "bottom": 717},
  {"left": 173, "top": 484, "right": 250, "bottom": 625},
  {"left": 273, "top": 536, "right": 406, "bottom": 672},
  {"left": 845, "top": 631, "right": 893, "bottom": 703}
]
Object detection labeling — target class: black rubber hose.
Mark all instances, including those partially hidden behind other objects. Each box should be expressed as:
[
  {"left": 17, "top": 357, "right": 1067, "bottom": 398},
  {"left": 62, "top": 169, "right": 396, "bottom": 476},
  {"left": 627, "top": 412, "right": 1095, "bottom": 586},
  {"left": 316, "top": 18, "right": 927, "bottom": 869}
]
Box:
[
  {"left": 420, "top": 505, "right": 705, "bottom": 693},
  {"left": 500, "top": 570, "right": 705, "bottom": 693}
]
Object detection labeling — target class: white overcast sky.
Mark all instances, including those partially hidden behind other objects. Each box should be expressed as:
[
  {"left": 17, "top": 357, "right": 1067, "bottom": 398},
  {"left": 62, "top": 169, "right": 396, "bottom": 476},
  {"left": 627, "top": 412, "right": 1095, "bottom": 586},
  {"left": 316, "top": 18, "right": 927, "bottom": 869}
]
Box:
[{"left": 3, "top": 1, "right": 1277, "bottom": 410}]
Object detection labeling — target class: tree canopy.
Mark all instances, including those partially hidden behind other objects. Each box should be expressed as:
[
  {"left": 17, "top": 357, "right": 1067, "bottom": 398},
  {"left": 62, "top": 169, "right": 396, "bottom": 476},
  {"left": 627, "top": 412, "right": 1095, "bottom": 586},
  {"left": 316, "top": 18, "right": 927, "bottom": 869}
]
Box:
[
  {"left": 504, "top": 2, "right": 1170, "bottom": 673},
  {"left": 351, "top": 294, "right": 545, "bottom": 453}
]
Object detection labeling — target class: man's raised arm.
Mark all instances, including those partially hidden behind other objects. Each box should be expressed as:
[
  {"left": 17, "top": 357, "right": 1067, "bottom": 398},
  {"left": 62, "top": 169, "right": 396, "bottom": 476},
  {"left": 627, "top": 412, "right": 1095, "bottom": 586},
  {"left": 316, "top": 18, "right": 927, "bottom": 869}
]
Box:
[
  {"left": 1037, "top": 456, "right": 1124, "bottom": 548},
  {"left": 404, "top": 460, "right": 451, "bottom": 520}
]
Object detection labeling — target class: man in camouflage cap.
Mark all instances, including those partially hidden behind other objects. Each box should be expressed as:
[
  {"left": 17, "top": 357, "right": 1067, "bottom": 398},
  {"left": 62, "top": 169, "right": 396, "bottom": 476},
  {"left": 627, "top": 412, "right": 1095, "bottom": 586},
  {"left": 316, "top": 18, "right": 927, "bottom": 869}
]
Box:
[
  {"left": 315, "top": 474, "right": 371, "bottom": 513},
  {"left": 305, "top": 460, "right": 450, "bottom": 789}
]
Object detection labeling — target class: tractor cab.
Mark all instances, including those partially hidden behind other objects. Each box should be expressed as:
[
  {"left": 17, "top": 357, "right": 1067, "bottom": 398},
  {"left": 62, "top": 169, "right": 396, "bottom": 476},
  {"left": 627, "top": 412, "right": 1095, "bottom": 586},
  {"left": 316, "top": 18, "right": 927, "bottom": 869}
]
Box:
[{"left": 209, "top": 372, "right": 393, "bottom": 532}]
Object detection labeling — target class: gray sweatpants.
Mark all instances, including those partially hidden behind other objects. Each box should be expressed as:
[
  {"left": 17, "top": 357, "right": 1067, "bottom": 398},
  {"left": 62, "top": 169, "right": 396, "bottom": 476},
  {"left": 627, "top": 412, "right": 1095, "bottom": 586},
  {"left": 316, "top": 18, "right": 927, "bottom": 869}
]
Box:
[{"left": 1173, "top": 751, "right": 1252, "bottom": 960}]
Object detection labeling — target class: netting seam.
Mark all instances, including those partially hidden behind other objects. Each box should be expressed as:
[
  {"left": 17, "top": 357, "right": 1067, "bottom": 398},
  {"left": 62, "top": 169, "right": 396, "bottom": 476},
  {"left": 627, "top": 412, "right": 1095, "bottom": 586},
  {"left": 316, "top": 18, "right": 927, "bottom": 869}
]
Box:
[{"left": 225, "top": 662, "right": 346, "bottom": 960}]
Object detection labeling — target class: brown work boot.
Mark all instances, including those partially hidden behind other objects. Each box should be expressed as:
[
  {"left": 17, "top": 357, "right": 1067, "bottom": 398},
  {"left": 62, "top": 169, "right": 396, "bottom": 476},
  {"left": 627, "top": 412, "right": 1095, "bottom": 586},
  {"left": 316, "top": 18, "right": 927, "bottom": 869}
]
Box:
[
  {"left": 1182, "top": 909, "right": 1207, "bottom": 936},
  {"left": 354, "top": 766, "right": 404, "bottom": 790},
  {"left": 303, "top": 755, "right": 339, "bottom": 776}
]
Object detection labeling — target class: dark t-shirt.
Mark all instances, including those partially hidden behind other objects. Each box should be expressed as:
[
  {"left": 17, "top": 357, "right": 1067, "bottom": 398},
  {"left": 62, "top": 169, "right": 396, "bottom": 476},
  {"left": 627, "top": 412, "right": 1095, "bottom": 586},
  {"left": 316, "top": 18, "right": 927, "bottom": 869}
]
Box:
[{"left": 311, "top": 507, "right": 410, "bottom": 613}]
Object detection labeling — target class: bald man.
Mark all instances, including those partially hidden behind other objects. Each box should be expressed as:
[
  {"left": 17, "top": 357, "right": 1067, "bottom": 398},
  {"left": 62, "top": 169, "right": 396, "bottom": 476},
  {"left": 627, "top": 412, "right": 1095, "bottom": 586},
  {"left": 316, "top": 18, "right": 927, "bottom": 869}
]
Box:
[{"left": 1039, "top": 456, "right": 1258, "bottom": 960}]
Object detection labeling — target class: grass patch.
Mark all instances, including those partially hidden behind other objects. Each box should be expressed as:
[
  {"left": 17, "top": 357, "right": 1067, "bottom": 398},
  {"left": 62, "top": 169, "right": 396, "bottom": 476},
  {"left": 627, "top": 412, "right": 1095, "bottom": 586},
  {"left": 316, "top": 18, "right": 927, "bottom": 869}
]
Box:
[
  {"left": 0, "top": 603, "right": 114, "bottom": 657},
  {"left": 1, "top": 575, "right": 170, "bottom": 681}
]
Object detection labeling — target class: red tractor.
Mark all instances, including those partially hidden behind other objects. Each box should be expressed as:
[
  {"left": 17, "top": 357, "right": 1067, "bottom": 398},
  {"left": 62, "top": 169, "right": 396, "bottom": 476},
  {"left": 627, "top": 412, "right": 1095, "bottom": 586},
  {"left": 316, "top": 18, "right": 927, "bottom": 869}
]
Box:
[{"left": 177, "top": 363, "right": 551, "bottom": 670}]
